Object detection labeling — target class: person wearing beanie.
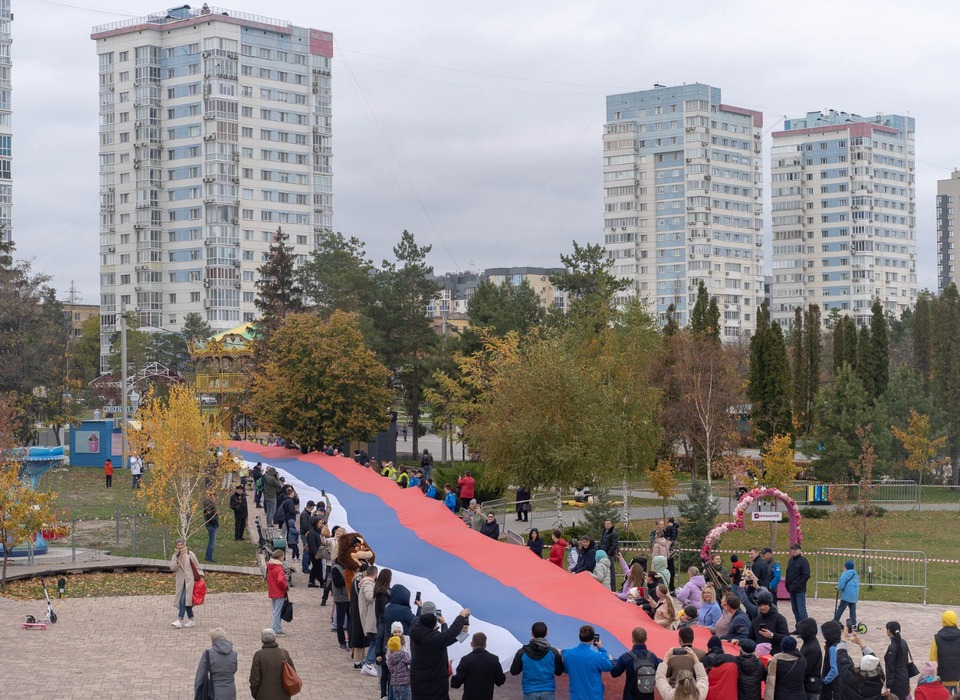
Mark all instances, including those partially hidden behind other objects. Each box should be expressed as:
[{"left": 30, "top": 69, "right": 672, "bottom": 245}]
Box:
[
  {"left": 765, "top": 634, "right": 806, "bottom": 699},
  {"left": 736, "top": 637, "right": 767, "bottom": 700},
  {"left": 832, "top": 560, "right": 861, "bottom": 628},
  {"left": 450, "top": 632, "right": 506, "bottom": 700},
  {"left": 836, "top": 632, "right": 884, "bottom": 700},
  {"left": 676, "top": 605, "right": 699, "bottom": 629},
  {"left": 386, "top": 630, "right": 411, "bottom": 700},
  {"left": 701, "top": 634, "right": 739, "bottom": 696},
  {"left": 820, "top": 620, "right": 844, "bottom": 700},
  {"left": 795, "top": 616, "right": 823, "bottom": 699},
  {"left": 409, "top": 606, "right": 470, "bottom": 700},
  {"left": 931, "top": 610, "right": 960, "bottom": 691},
  {"left": 915, "top": 660, "right": 951, "bottom": 700},
  {"left": 730, "top": 554, "right": 745, "bottom": 587},
  {"left": 748, "top": 587, "right": 789, "bottom": 654},
  {"left": 884, "top": 620, "right": 913, "bottom": 700}
]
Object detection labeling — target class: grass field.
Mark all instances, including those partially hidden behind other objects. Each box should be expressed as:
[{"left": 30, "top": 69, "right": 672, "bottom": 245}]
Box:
[
  {"left": 2, "top": 571, "right": 265, "bottom": 600},
  {"left": 38, "top": 467, "right": 259, "bottom": 567}
]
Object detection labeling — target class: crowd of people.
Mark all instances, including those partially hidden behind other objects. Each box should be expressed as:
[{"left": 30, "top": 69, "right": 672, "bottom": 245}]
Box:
[{"left": 193, "top": 456, "right": 960, "bottom": 700}]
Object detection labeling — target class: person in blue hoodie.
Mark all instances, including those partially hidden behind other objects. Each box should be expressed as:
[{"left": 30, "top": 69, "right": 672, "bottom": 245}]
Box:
[
  {"left": 509, "top": 621, "right": 564, "bottom": 698},
  {"left": 820, "top": 619, "right": 843, "bottom": 700},
  {"left": 563, "top": 625, "right": 613, "bottom": 699},
  {"left": 832, "top": 560, "right": 860, "bottom": 628}
]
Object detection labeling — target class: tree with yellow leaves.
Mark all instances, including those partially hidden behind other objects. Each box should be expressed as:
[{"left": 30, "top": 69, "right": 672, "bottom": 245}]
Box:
[
  {"left": 648, "top": 458, "right": 679, "bottom": 520},
  {"left": 762, "top": 434, "right": 798, "bottom": 492},
  {"left": 0, "top": 397, "right": 57, "bottom": 589},
  {"left": 892, "top": 410, "right": 946, "bottom": 490},
  {"left": 129, "top": 383, "right": 233, "bottom": 545}
]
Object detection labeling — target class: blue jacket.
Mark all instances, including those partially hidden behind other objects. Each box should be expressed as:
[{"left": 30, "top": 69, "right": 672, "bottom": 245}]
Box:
[
  {"left": 837, "top": 565, "right": 860, "bottom": 603},
  {"left": 382, "top": 584, "right": 416, "bottom": 635},
  {"left": 444, "top": 491, "right": 457, "bottom": 513},
  {"left": 698, "top": 601, "right": 722, "bottom": 629},
  {"left": 563, "top": 642, "right": 613, "bottom": 699},
  {"left": 425, "top": 484, "right": 438, "bottom": 499},
  {"left": 509, "top": 638, "right": 564, "bottom": 693},
  {"left": 722, "top": 610, "right": 751, "bottom": 642},
  {"left": 769, "top": 561, "right": 782, "bottom": 590}
]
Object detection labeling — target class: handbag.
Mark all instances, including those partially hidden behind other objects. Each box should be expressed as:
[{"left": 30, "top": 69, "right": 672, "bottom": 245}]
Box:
[
  {"left": 190, "top": 557, "right": 206, "bottom": 607},
  {"left": 907, "top": 647, "right": 920, "bottom": 677},
  {"left": 194, "top": 649, "right": 214, "bottom": 700},
  {"left": 281, "top": 595, "right": 294, "bottom": 622},
  {"left": 281, "top": 650, "right": 302, "bottom": 696},
  {"left": 520, "top": 502, "right": 531, "bottom": 513}
]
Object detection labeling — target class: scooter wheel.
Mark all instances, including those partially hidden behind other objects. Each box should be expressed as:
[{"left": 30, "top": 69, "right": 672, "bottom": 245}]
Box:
[
  {"left": 25, "top": 615, "right": 36, "bottom": 624},
  {"left": 49, "top": 612, "right": 58, "bottom": 624},
  {"left": 856, "top": 623, "right": 867, "bottom": 634}
]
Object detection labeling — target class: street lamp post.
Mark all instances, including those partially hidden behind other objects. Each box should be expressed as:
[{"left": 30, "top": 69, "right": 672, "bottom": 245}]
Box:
[{"left": 119, "top": 309, "right": 128, "bottom": 472}]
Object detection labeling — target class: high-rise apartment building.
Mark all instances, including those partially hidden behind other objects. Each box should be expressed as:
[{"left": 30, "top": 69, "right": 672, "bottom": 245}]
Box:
[
  {"left": 936, "top": 170, "right": 960, "bottom": 294},
  {"left": 0, "top": 0, "right": 11, "bottom": 243},
  {"left": 602, "top": 83, "right": 765, "bottom": 338},
  {"left": 770, "top": 110, "right": 915, "bottom": 327},
  {"left": 92, "top": 5, "right": 332, "bottom": 368}
]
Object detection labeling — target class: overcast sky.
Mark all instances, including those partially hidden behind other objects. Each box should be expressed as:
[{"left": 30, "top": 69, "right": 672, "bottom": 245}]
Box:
[{"left": 13, "top": 0, "right": 958, "bottom": 304}]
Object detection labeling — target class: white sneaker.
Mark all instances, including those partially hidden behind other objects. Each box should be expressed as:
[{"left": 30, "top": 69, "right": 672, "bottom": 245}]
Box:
[
  {"left": 183, "top": 620, "right": 196, "bottom": 628},
  {"left": 172, "top": 620, "right": 183, "bottom": 628},
  {"left": 360, "top": 664, "right": 378, "bottom": 677}
]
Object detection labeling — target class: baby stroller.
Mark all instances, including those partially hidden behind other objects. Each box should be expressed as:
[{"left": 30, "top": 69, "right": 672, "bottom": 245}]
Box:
[{"left": 22, "top": 579, "right": 57, "bottom": 630}]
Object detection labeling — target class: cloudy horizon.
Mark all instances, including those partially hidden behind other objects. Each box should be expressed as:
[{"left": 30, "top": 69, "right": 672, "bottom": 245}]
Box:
[{"left": 12, "top": 0, "right": 956, "bottom": 305}]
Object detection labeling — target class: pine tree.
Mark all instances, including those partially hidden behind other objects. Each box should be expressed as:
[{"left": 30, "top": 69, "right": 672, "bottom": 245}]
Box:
[
  {"left": 747, "top": 305, "right": 793, "bottom": 444},
  {"left": 833, "top": 315, "right": 858, "bottom": 372},
  {"left": 662, "top": 303, "right": 680, "bottom": 337},
  {"left": 254, "top": 228, "right": 303, "bottom": 343},
  {"left": 932, "top": 284, "right": 960, "bottom": 485},
  {"left": 913, "top": 291, "right": 932, "bottom": 383},
  {"left": 690, "top": 281, "right": 710, "bottom": 335},
  {"left": 802, "top": 304, "right": 822, "bottom": 433},
  {"left": 677, "top": 480, "right": 720, "bottom": 569},
  {"left": 855, "top": 324, "right": 874, "bottom": 398},
  {"left": 706, "top": 297, "right": 721, "bottom": 342},
  {"left": 869, "top": 298, "right": 889, "bottom": 397},
  {"left": 791, "top": 308, "right": 808, "bottom": 433}
]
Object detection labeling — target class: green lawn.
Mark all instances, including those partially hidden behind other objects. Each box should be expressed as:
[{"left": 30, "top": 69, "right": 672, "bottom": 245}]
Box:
[{"left": 38, "top": 467, "right": 258, "bottom": 567}]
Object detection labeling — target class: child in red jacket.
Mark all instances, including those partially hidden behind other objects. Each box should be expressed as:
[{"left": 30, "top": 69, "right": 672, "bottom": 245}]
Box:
[
  {"left": 266, "top": 549, "right": 289, "bottom": 634},
  {"left": 548, "top": 529, "right": 567, "bottom": 568}
]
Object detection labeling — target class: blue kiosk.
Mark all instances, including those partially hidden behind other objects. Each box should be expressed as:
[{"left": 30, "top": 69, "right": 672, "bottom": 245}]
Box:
[{"left": 68, "top": 419, "right": 123, "bottom": 468}]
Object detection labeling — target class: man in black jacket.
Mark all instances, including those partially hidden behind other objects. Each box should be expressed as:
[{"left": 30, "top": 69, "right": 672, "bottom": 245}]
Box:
[
  {"left": 451, "top": 632, "right": 505, "bottom": 700},
  {"left": 785, "top": 542, "right": 811, "bottom": 624},
  {"left": 305, "top": 516, "right": 323, "bottom": 587},
  {"left": 749, "top": 547, "right": 770, "bottom": 589},
  {"left": 599, "top": 520, "right": 619, "bottom": 591},
  {"left": 610, "top": 626, "right": 660, "bottom": 700},
  {"left": 836, "top": 633, "right": 885, "bottom": 700},
  {"left": 572, "top": 537, "right": 597, "bottom": 574},
  {"left": 298, "top": 501, "right": 315, "bottom": 572},
  {"left": 736, "top": 638, "right": 766, "bottom": 700},
  {"left": 748, "top": 589, "right": 790, "bottom": 654},
  {"left": 410, "top": 609, "right": 470, "bottom": 700},
  {"left": 229, "top": 484, "right": 248, "bottom": 541},
  {"left": 766, "top": 635, "right": 807, "bottom": 699}
]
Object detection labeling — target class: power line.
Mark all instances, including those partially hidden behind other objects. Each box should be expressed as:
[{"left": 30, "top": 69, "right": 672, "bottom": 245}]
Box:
[{"left": 21, "top": 0, "right": 133, "bottom": 16}]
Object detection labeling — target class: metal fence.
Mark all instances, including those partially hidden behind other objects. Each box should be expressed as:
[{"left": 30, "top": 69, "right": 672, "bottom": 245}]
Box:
[
  {"left": 669, "top": 479, "right": 921, "bottom": 506},
  {"left": 813, "top": 547, "right": 927, "bottom": 605},
  {"left": 18, "top": 512, "right": 174, "bottom": 565},
  {"left": 483, "top": 491, "right": 568, "bottom": 538}
]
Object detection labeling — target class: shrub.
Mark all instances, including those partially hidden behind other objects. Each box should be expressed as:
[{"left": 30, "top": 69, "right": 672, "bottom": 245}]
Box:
[{"left": 799, "top": 507, "right": 830, "bottom": 519}]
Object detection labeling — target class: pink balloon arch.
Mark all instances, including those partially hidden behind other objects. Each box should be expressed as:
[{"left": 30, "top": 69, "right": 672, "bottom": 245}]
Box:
[{"left": 700, "top": 486, "right": 803, "bottom": 560}]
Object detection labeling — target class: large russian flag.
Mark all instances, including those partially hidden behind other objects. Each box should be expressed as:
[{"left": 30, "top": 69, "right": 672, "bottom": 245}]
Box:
[{"left": 236, "top": 443, "right": 711, "bottom": 667}]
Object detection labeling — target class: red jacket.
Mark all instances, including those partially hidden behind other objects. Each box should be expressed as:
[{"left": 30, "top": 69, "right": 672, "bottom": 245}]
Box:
[
  {"left": 457, "top": 476, "right": 475, "bottom": 500},
  {"left": 549, "top": 539, "right": 567, "bottom": 567},
  {"left": 706, "top": 660, "right": 739, "bottom": 700},
  {"left": 104, "top": 461, "right": 113, "bottom": 476},
  {"left": 916, "top": 682, "right": 952, "bottom": 700},
  {"left": 266, "top": 560, "right": 288, "bottom": 599}
]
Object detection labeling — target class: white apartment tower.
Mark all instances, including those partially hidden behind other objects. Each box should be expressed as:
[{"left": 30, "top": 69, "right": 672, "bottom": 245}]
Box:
[
  {"left": 770, "top": 110, "right": 915, "bottom": 327},
  {"left": 92, "top": 5, "right": 332, "bottom": 367},
  {"left": 0, "top": 0, "right": 11, "bottom": 243},
  {"left": 603, "top": 84, "right": 765, "bottom": 338},
  {"left": 936, "top": 170, "right": 960, "bottom": 294}
]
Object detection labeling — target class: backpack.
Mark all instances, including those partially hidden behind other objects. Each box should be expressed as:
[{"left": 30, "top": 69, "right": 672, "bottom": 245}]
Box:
[{"left": 628, "top": 650, "right": 657, "bottom": 694}]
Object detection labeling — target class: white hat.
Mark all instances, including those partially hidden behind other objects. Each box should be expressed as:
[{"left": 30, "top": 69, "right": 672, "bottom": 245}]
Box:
[
  {"left": 860, "top": 655, "right": 881, "bottom": 672},
  {"left": 391, "top": 621, "right": 403, "bottom": 635}
]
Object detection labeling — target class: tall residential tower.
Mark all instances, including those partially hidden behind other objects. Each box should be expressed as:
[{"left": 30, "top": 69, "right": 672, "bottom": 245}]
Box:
[
  {"left": 770, "top": 110, "right": 915, "bottom": 327},
  {"left": 936, "top": 170, "right": 960, "bottom": 294},
  {"left": 92, "top": 5, "right": 332, "bottom": 368},
  {"left": 602, "top": 83, "right": 765, "bottom": 338}
]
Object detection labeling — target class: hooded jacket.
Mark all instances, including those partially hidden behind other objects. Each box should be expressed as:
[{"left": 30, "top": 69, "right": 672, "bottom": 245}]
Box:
[
  {"left": 836, "top": 642, "right": 885, "bottom": 700},
  {"left": 932, "top": 610, "right": 960, "bottom": 684},
  {"left": 382, "top": 584, "right": 416, "bottom": 636},
  {"left": 195, "top": 638, "right": 238, "bottom": 700},
  {"left": 261, "top": 468, "right": 281, "bottom": 499},
  {"left": 766, "top": 649, "right": 806, "bottom": 700},
  {"left": 837, "top": 561, "right": 860, "bottom": 603},
  {"left": 548, "top": 537, "right": 567, "bottom": 567},
  {"left": 676, "top": 574, "right": 706, "bottom": 608},
  {"left": 736, "top": 651, "right": 766, "bottom": 700},
  {"left": 796, "top": 616, "right": 823, "bottom": 693},
  {"left": 410, "top": 613, "right": 468, "bottom": 700},
  {"left": 651, "top": 555, "right": 671, "bottom": 588},
  {"left": 592, "top": 550, "right": 611, "bottom": 585},
  {"left": 510, "top": 637, "right": 564, "bottom": 694},
  {"left": 821, "top": 620, "right": 844, "bottom": 698}
]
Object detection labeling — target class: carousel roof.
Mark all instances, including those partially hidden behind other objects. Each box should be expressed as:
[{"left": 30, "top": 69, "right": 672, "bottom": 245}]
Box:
[{"left": 191, "top": 322, "right": 257, "bottom": 356}]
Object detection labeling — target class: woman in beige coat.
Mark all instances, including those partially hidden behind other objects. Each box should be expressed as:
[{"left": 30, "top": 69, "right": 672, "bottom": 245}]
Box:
[{"left": 171, "top": 538, "right": 203, "bottom": 628}]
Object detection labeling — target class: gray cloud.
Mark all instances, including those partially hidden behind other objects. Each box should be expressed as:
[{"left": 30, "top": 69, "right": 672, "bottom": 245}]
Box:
[{"left": 12, "top": 0, "right": 956, "bottom": 304}]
